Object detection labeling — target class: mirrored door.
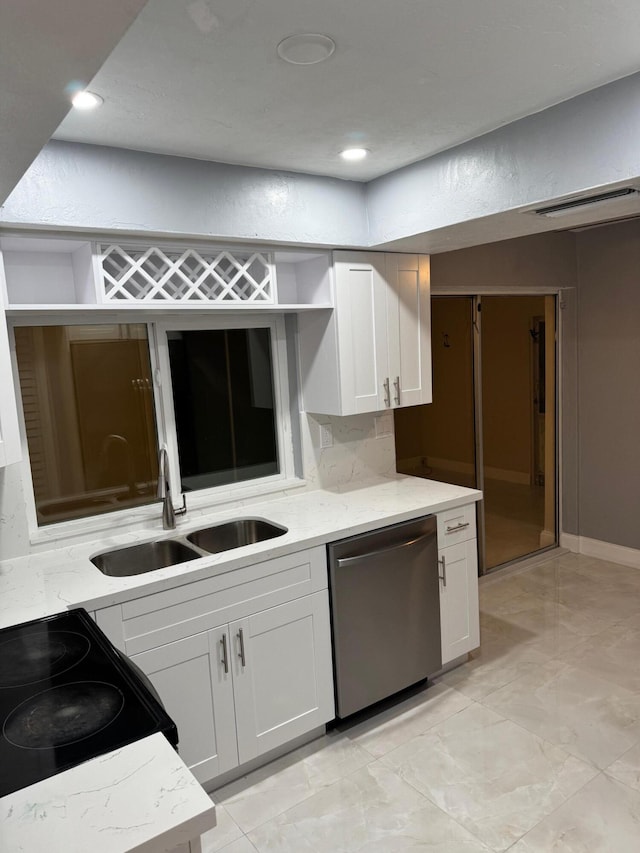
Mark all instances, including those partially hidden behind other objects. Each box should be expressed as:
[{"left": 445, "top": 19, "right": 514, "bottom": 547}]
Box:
[
  {"left": 480, "top": 295, "right": 557, "bottom": 569},
  {"left": 394, "top": 294, "right": 557, "bottom": 573}
]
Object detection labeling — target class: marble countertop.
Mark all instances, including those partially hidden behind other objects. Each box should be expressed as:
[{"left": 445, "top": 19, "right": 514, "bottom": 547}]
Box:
[
  {"left": 0, "top": 475, "right": 481, "bottom": 629},
  {"left": 0, "top": 733, "right": 216, "bottom": 852}
]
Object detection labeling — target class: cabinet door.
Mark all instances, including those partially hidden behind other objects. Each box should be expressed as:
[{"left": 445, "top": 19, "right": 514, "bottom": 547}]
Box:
[
  {"left": 231, "top": 591, "right": 335, "bottom": 765},
  {"left": 333, "top": 251, "right": 389, "bottom": 414},
  {"left": 0, "top": 267, "right": 21, "bottom": 467},
  {"left": 385, "top": 253, "right": 432, "bottom": 407},
  {"left": 131, "top": 626, "right": 238, "bottom": 783},
  {"left": 439, "top": 540, "right": 480, "bottom": 665}
]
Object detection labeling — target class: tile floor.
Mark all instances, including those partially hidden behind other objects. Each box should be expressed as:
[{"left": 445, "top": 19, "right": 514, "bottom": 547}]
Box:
[{"left": 202, "top": 551, "right": 640, "bottom": 852}]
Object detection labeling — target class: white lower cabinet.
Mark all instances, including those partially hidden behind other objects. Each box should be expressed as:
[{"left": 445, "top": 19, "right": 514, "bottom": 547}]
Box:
[
  {"left": 95, "top": 547, "right": 335, "bottom": 787},
  {"left": 436, "top": 504, "right": 480, "bottom": 666},
  {"left": 438, "top": 540, "right": 480, "bottom": 665},
  {"left": 132, "top": 592, "right": 333, "bottom": 784},
  {"left": 231, "top": 592, "right": 334, "bottom": 764},
  {"left": 131, "top": 626, "right": 238, "bottom": 782}
]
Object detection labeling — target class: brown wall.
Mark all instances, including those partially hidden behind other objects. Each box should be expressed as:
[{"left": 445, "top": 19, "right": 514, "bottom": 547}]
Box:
[{"left": 481, "top": 295, "right": 546, "bottom": 478}]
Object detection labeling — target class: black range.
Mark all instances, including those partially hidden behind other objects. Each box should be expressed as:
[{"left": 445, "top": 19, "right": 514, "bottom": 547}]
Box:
[{"left": 0, "top": 608, "right": 178, "bottom": 797}]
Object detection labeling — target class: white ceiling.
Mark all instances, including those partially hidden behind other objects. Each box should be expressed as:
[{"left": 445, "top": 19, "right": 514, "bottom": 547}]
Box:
[
  {"left": 53, "top": 0, "right": 640, "bottom": 181},
  {"left": 0, "top": 0, "right": 147, "bottom": 205}
]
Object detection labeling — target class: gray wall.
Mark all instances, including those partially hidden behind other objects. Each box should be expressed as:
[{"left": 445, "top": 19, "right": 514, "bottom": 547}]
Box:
[
  {"left": 0, "top": 141, "right": 369, "bottom": 249},
  {"left": 366, "top": 71, "right": 640, "bottom": 249},
  {"left": 575, "top": 220, "right": 640, "bottom": 549}
]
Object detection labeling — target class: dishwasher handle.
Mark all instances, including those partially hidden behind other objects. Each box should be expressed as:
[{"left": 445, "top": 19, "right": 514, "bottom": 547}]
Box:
[{"left": 335, "top": 530, "right": 435, "bottom": 569}]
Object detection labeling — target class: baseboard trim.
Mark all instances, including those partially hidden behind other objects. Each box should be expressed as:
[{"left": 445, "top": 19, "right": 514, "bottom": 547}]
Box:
[
  {"left": 560, "top": 532, "right": 640, "bottom": 569},
  {"left": 559, "top": 532, "right": 580, "bottom": 552}
]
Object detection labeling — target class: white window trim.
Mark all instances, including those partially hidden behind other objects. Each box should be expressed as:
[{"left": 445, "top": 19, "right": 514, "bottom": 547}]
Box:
[
  {"left": 9, "top": 313, "right": 303, "bottom": 547},
  {"left": 151, "top": 313, "right": 297, "bottom": 511}
]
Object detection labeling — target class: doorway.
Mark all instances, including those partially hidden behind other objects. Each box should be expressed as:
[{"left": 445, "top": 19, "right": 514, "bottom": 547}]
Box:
[{"left": 394, "top": 294, "right": 558, "bottom": 573}]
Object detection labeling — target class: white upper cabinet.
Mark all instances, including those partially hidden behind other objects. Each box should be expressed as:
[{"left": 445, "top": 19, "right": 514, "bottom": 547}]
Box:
[
  {"left": 297, "top": 251, "right": 432, "bottom": 416},
  {"left": 0, "top": 252, "right": 21, "bottom": 468},
  {"left": 385, "top": 253, "right": 432, "bottom": 408}
]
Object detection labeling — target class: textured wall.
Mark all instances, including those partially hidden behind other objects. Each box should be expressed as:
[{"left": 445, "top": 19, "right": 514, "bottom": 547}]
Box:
[
  {"left": 0, "top": 141, "right": 369, "bottom": 248},
  {"left": 366, "top": 72, "right": 640, "bottom": 249}
]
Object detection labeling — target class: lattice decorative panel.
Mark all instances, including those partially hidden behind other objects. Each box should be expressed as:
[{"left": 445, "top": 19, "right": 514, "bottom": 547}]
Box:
[{"left": 98, "top": 245, "right": 274, "bottom": 304}]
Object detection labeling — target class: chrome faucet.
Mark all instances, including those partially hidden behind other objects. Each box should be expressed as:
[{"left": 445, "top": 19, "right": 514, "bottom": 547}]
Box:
[{"left": 157, "top": 448, "right": 187, "bottom": 529}]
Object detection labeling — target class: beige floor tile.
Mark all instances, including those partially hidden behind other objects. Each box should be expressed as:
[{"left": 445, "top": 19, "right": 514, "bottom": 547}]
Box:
[
  {"left": 439, "top": 628, "right": 551, "bottom": 700},
  {"left": 480, "top": 592, "right": 613, "bottom": 657},
  {"left": 213, "top": 732, "right": 373, "bottom": 833},
  {"left": 559, "top": 619, "right": 640, "bottom": 692},
  {"left": 606, "top": 742, "right": 640, "bottom": 793},
  {"left": 479, "top": 575, "right": 530, "bottom": 609},
  {"left": 201, "top": 804, "right": 244, "bottom": 852},
  {"left": 482, "top": 659, "right": 640, "bottom": 769},
  {"left": 218, "top": 838, "right": 259, "bottom": 853},
  {"left": 380, "top": 703, "right": 596, "bottom": 852},
  {"left": 514, "top": 561, "right": 638, "bottom": 622},
  {"left": 248, "top": 762, "right": 491, "bottom": 853},
  {"left": 510, "top": 772, "right": 640, "bottom": 852},
  {"left": 564, "top": 557, "right": 640, "bottom": 588},
  {"left": 341, "top": 681, "right": 473, "bottom": 758}
]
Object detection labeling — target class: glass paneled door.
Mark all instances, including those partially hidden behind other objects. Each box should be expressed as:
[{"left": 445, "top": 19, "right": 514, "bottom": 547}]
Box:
[
  {"left": 480, "top": 295, "right": 557, "bottom": 569},
  {"left": 394, "top": 294, "right": 557, "bottom": 573}
]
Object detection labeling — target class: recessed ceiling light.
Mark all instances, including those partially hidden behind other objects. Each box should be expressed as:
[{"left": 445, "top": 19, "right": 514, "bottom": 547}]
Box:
[
  {"left": 340, "top": 148, "right": 369, "bottom": 162},
  {"left": 277, "top": 33, "right": 336, "bottom": 65},
  {"left": 71, "top": 90, "right": 103, "bottom": 110}
]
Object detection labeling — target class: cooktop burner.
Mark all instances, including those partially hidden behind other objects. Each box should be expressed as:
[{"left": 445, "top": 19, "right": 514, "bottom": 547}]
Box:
[
  {"left": 4, "top": 681, "right": 125, "bottom": 749},
  {"left": 0, "top": 631, "right": 90, "bottom": 687},
  {"left": 0, "top": 610, "right": 178, "bottom": 798}
]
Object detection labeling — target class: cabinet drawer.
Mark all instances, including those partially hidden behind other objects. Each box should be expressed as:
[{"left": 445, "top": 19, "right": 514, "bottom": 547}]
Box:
[
  {"left": 437, "top": 503, "right": 476, "bottom": 548},
  {"left": 120, "top": 547, "right": 327, "bottom": 654}
]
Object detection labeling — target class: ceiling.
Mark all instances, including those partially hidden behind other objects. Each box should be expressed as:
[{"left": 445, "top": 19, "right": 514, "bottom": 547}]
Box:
[
  {"left": 0, "top": 0, "right": 147, "bottom": 205},
  {"left": 53, "top": 0, "right": 640, "bottom": 182}
]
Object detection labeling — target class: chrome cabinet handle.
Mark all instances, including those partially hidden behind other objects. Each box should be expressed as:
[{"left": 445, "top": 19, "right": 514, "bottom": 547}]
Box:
[
  {"left": 393, "top": 375, "right": 401, "bottom": 405},
  {"left": 438, "top": 555, "right": 447, "bottom": 587},
  {"left": 446, "top": 522, "right": 470, "bottom": 533},
  {"left": 220, "top": 633, "right": 229, "bottom": 674},
  {"left": 237, "top": 628, "right": 246, "bottom": 667},
  {"left": 383, "top": 377, "right": 391, "bottom": 408}
]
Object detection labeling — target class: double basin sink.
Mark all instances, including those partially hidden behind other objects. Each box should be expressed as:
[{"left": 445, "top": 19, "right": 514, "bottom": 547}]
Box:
[{"left": 91, "top": 518, "right": 287, "bottom": 577}]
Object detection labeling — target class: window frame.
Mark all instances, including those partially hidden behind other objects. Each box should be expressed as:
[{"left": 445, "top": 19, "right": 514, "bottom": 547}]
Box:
[
  {"left": 9, "top": 311, "right": 299, "bottom": 544},
  {"left": 151, "top": 313, "right": 296, "bottom": 510}
]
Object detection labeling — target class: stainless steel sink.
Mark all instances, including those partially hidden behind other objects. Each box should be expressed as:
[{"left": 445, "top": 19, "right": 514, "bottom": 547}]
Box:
[
  {"left": 187, "top": 518, "right": 287, "bottom": 554},
  {"left": 91, "top": 539, "right": 200, "bottom": 577}
]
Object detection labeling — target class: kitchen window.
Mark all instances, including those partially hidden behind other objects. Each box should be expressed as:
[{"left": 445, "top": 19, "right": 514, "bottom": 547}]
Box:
[{"left": 12, "top": 315, "right": 293, "bottom": 529}]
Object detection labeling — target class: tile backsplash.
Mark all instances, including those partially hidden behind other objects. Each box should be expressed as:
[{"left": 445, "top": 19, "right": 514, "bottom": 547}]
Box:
[{"left": 300, "top": 412, "right": 397, "bottom": 491}]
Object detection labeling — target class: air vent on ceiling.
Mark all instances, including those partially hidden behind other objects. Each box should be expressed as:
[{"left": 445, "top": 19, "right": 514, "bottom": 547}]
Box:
[{"left": 534, "top": 187, "right": 638, "bottom": 218}]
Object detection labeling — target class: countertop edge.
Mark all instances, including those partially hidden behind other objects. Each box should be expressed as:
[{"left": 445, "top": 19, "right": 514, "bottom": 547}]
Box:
[{"left": 0, "top": 733, "right": 216, "bottom": 853}]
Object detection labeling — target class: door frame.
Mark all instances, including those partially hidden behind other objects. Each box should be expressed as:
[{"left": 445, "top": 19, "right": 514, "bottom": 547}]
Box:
[{"left": 430, "top": 288, "right": 562, "bottom": 575}]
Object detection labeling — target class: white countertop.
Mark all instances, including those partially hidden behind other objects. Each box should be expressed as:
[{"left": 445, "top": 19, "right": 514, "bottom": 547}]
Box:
[
  {"left": 0, "top": 733, "right": 216, "bottom": 853},
  {"left": 0, "top": 475, "right": 479, "bottom": 851},
  {"left": 0, "top": 475, "right": 481, "bottom": 629}
]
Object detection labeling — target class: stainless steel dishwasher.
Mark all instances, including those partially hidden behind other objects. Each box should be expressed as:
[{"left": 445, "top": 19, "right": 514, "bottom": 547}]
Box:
[{"left": 328, "top": 515, "right": 441, "bottom": 719}]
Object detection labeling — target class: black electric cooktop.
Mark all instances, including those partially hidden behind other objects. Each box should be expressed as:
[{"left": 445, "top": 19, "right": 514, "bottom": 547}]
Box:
[{"left": 0, "top": 609, "right": 178, "bottom": 798}]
